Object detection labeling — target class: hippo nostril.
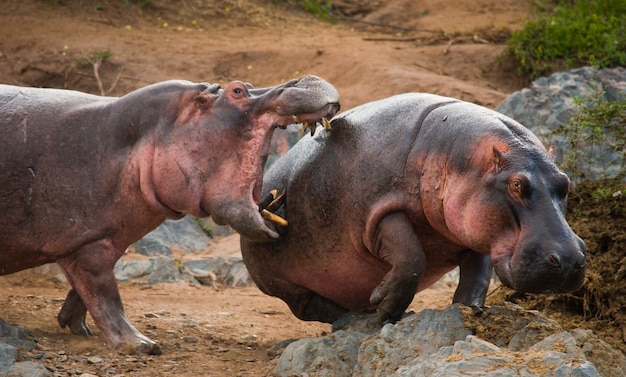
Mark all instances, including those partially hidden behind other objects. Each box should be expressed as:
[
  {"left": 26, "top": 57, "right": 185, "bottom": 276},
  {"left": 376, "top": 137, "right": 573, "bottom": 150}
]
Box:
[
  {"left": 547, "top": 252, "right": 561, "bottom": 269},
  {"left": 575, "top": 251, "right": 586, "bottom": 271}
]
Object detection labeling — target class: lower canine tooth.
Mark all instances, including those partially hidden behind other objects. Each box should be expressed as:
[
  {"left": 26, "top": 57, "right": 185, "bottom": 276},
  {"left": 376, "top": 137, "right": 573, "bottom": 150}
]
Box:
[{"left": 261, "top": 209, "right": 288, "bottom": 226}]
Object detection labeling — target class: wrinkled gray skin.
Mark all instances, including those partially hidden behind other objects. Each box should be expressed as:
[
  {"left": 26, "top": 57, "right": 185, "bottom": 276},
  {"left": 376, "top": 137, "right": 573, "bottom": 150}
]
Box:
[
  {"left": 0, "top": 76, "right": 339, "bottom": 354},
  {"left": 241, "top": 93, "right": 586, "bottom": 324}
]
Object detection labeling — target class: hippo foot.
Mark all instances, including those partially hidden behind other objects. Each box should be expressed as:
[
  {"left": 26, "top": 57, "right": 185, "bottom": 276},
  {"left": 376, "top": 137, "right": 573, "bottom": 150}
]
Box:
[
  {"left": 58, "top": 312, "right": 93, "bottom": 337},
  {"left": 369, "top": 272, "right": 419, "bottom": 324},
  {"left": 100, "top": 325, "right": 163, "bottom": 355},
  {"left": 115, "top": 340, "right": 162, "bottom": 356},
  {"left": 58, "top": 289, "right": 93, "bottom": 336},
  {"left": 470, "top": 304, "right": 488, "bottom": 316}
]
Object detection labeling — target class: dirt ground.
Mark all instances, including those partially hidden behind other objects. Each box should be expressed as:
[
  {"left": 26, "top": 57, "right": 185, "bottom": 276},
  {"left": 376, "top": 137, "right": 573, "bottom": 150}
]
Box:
[
  {"left": 0, "top": 236, "right": 459, "bottom": 377},
  {"left": 1, "top": 0, "right": 624, "bottom": 376}
]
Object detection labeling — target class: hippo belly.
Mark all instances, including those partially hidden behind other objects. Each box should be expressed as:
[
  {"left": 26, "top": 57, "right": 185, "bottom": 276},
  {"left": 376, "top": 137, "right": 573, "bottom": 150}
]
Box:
[
  {"left": 282, "top": 248, "right": 389, "bottom": 312},
  {"left": 242, "top": 92, "right": 586, "bottom": 324}
]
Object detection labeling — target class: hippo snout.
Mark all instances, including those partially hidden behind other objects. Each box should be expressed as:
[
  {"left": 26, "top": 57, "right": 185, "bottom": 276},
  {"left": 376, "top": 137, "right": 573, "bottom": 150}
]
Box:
[
  {"left": 552, "top": 238, "right": 587, "bottom": 292},
  {"left": 495, "top": 236, "right": 587, "bottom": 294}
]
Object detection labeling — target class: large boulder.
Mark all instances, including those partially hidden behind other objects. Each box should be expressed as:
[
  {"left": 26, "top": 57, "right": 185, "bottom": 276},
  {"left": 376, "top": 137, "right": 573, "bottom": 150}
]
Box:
[
  {"left": 0, "top": 320, "right": 48, "bottom": 377},
  {"left": 497, "top": 66, "right": 626, "bottom": 183},
  {"left": 127, "top": 216, "right": 212, "bottom": 257},
  {"left": 275, "top": 302, "right": 626, "bottom": 377},
  {"left": 115, "top": 216, "right": 250, "bottom": 287}
]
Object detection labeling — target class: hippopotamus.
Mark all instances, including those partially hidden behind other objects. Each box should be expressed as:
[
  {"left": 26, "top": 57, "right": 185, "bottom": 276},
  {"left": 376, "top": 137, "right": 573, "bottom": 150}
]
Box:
[
  {"left": 241, "top": 93, "right": 586, "bottom": 324},
  {"left": 0, "top": 75, "right": 339, "bottom": 353}
]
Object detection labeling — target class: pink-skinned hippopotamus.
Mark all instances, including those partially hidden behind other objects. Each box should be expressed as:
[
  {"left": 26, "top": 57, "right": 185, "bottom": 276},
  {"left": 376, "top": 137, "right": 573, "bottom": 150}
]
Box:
[
  {"left": 0, "top": 76, "right": 339, "bottom": 354},
  {"left": 241, "top": 93, "right": 586, "bottom": 324}
]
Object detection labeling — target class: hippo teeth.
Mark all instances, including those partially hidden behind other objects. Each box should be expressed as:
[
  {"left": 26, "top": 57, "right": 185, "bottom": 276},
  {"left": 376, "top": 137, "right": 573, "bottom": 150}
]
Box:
[
  {"left": 260, "top": 209, "right": 288, "bottom": 227},
  {"left": 300, "top": 121, "right": 314, "bottom": 136},
  {"left": 257, "top": 189, "right": 288, "bottom": 227},
  {"left": 292, "top": 115, "right": 332, "bottom": 136},
  {"left": 322, "top": 117, "right": 332, "bottom": 130}
]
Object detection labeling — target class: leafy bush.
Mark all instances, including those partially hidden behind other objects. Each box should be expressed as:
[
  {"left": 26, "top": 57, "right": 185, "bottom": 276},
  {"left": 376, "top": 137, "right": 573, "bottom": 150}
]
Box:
[
  {"left": 556, "top": 69, "right": 626, "bottom": 183},
  {"left": 507, "top": 0, "right": 626, "bottom": 79}
]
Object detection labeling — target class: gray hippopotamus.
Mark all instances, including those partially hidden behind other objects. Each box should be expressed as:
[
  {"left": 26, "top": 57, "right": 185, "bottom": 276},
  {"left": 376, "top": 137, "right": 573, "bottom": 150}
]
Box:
[
  {"left": 241, "top": 93, "right": 586, "bottom": 324},
  {"left": 0, "top": 75, "right": 339, "bottom": 354}
]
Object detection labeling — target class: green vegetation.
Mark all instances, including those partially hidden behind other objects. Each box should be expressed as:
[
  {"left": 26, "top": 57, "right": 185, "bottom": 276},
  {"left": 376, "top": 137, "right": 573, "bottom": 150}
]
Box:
[
  {"left": 556, "top": 69, "right": 626, "bottom": 185},
  {"left": 122, "top": 0, "right": 152, "bottom": 7},
  {"left": 507, "top": 0, "right": 626, "bottom": 79},
  {"left": 298, "top": 0, "right": 333, "bottom": 20},
  {"left": 73, "top": 50, "right": 113, "bottom": 68},
  {"left": 194, "top": 218, "right": 213, "bottom": 238},
  {"left": 274, "top": 0, "right": 334, "bottom": 20}
]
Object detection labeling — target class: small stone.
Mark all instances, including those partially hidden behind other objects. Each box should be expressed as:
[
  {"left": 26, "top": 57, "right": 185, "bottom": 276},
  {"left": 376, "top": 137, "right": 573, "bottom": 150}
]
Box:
[{"left": 86, "top": 356, "right": 104, "bottom": 364}]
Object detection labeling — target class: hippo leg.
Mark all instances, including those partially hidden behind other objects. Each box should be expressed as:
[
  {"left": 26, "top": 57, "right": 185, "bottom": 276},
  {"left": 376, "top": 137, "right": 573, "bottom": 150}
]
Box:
[
  {"left": 58, "top": 288, "right": 92, "bottom": 336},
  {"left": 369, "top": 212, "right": 424, "bottom": 323},
  {"left": 452, "top": 250, "right": 492, "bottom": 312},
  {"left": 56, "top": 240, "right": 161, "bottom": 355}
]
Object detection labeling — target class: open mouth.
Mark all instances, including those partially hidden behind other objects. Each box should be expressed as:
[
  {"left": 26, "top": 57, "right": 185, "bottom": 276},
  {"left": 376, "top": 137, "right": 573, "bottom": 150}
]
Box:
[{"left": 275, "top": 102, "right": 339, "bottom": 132}]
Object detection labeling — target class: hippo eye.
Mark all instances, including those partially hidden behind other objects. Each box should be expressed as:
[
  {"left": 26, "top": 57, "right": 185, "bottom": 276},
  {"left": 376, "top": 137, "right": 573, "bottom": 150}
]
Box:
[
  {"left": 508, "top": 176, "right": 528, "bottom": 198},
  {"left": 512, "top": 179, "right": 521, "bottom": 190},
  {"left": 229, "top": 84, "right": 248, "bottom": 99}
]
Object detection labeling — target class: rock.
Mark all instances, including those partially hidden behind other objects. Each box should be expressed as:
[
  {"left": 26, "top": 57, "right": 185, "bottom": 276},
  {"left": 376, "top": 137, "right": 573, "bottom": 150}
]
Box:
[
  {"left": 111, "top": 216, "right": 253, "bottom": 287},
  {"left": 127, "top": 216, "right": 212, "bottom": 257},
  {"left": 275, "top": 302, "right": 624, "bottom": 377},
  {"left": 568, "top": 328, "right": 626, "bottom": 377},
  {"left": 496, "top": 66, "right": 626, "bottom": 184},
  {"left": 112, "top": 254, "right": 253, "bottom": 288},
  {"left": 194, "top": 217, "right": 234, "bottom": 238},
  {"left": 22, "top": 218, "right": 249, "bottom": 288},
  {"left": 0, "top": 319, "right": 38, "bottom": 352},
  {"left": 184, "top": 256, "right": 252, "bottom": 287},
  {"left": 0, "top": 343, "right": 18, "bottom": 371},
  {"left": 113, "top": 255, "right": 195, "bottom": 284},
  {"left": 0, "top": 321, "right": 41, "bottom": 376},
  {"left": 3, "top": 361, "right": 52, "bottom": 377},
  {"left": 276, "top": 312, "right": 382, "bottom": 377},
  {"left": 86, "top": 356, "right": 104, "bottom": 364}
]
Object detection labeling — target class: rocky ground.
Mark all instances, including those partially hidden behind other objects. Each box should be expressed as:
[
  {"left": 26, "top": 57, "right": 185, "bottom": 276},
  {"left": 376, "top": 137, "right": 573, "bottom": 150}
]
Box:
[{"left": 1, "top": 0, "right": 625, "bottom": 376}]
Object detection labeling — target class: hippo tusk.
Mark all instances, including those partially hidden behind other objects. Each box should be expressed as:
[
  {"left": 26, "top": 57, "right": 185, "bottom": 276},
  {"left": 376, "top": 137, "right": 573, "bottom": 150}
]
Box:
[
  {"left": 299, "top": 121, "right": 315, "bottom": 136},
  {"left": 266, "top": 190, "right": 286, "bottom": 212},
  {"left": 257, "top": 189, "right": 278, "bottom": 212},
  {"left": 322, "top": 118, "right": 332, "bottom": 131},
  {"left": 261, "top": 209, "right": 288, "bottom": 226},
  {"left": 258, "top": 189, "right": 288, "bottom": 226}
]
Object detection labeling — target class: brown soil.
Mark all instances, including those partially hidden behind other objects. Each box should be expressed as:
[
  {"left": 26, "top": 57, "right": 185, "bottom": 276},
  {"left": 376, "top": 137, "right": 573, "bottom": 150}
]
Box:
[{"left": 0, "top": 0, "right": 624, "bottom": 376}]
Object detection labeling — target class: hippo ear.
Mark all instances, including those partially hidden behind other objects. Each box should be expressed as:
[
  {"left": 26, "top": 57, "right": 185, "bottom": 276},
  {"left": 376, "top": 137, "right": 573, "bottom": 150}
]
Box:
[
  {"left": 193, "top": 93, "right": 211, "bottom": 111},
  {"left": 491, "top": 146, "right": 506, "bottom": 173},
  {"left": 547, "top": 145, "right": 557, "bottom": 161}
]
